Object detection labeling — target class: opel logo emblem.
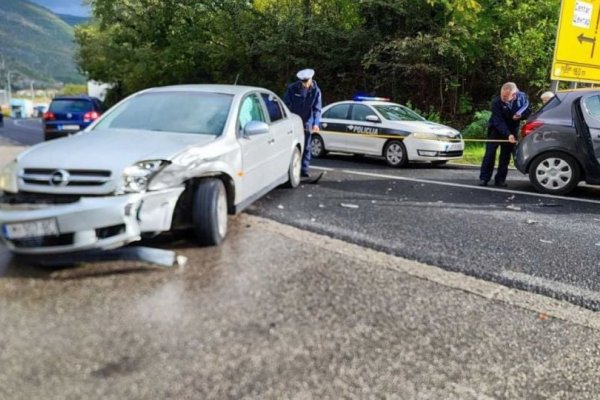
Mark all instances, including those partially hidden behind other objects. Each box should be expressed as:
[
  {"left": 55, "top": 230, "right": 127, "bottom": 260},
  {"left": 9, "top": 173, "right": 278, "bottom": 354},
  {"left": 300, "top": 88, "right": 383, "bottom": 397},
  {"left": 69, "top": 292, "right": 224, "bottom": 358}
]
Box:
[
  {"left": 49, "top": 170, "right": 70, "bottom": 186},
  {"left": 67, "top": 113, "right": 72, "bottom": 119}
]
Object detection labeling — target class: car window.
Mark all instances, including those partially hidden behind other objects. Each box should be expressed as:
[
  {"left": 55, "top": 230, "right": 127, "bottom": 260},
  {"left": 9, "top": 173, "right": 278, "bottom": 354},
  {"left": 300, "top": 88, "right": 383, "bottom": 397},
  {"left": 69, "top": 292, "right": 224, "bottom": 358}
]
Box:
[
  {"left": 260, "top": 93, "right": 285, "bottom": 122},
  {"left": 93, "top": 91, "right": 233, "bottom": 135},
  {"left": 373, "top": 104, "right": 426, "bottom": 121},
  {"left": 323, "top": 104, "right": 350, "bottom": 119},
  {"left": 238, "top": 94, "right": 266, "bottom": 131},
  {"left": 583, "top": 95, "right": 600, "bottom": 119},
  {"left": 351, "top": 104, "right": 374, "bottom": 121},
  {"left": 49, "top": 99, "right": 93, "bottom": 113}
]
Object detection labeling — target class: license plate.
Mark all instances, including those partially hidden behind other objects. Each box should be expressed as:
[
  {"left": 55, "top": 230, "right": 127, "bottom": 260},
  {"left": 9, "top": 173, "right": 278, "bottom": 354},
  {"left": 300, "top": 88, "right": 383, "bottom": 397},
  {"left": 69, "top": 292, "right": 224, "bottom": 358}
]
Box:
[
  {"left": 60, "top": 124, "right": 80, "bottom": 131},
  {"left": 446, "top": 142, "right": 462, "bottom": 151},
  {"left": 2, "top": 218, "right": 59, "bottom": 239}
]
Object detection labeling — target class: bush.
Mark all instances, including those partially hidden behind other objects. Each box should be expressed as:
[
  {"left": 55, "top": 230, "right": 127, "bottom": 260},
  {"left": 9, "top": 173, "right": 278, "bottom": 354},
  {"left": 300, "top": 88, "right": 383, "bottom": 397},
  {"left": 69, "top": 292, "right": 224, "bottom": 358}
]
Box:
[{"left": 461, "top": 110, "right": 491, "bottom": 140}]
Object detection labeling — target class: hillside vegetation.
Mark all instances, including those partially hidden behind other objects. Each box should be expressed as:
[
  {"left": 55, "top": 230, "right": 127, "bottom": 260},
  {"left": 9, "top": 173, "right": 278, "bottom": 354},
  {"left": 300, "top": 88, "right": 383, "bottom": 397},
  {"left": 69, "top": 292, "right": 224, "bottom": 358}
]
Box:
[{"left": 0, "top": 0, "right": 84, "bottom": 85}]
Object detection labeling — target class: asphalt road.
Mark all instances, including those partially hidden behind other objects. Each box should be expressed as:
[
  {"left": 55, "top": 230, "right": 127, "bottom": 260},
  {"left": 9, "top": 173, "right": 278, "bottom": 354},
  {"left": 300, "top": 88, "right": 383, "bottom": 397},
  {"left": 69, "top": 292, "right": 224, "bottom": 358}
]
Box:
[
  {"left": 0, "top": 117, "right": 43, "bottom": 145},
  {"left": 249, "top": 154, "right": 600, "bottom": 310}
]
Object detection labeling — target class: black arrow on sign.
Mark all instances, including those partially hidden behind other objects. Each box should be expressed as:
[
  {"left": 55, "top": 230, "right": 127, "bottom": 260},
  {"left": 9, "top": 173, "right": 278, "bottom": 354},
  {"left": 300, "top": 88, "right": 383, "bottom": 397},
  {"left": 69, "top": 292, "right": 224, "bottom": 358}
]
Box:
[
  {"left": 578, "top": 33, "right": 596, "bottom": 44},
  {"left": 578, "top": 33, "right": 597, "bottom": 58}
]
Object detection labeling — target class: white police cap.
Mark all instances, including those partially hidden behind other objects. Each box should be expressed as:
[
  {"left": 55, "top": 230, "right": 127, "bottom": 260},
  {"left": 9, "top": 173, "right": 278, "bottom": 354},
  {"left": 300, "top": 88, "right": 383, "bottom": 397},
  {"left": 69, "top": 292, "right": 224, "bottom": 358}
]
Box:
[{"left": 296, "top": 68, "right": 315, "bottom": 80}]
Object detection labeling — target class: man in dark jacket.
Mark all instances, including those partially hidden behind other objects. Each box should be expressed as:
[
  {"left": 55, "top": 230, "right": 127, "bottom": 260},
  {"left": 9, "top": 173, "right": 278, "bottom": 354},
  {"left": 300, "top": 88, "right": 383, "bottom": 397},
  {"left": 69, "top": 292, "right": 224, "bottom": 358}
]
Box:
[
  {"left": 479, "top": 82, "right": 531, "bottom": 187},
  {"left": 283, "top": 68, "right": 322, "bottom": 179}
]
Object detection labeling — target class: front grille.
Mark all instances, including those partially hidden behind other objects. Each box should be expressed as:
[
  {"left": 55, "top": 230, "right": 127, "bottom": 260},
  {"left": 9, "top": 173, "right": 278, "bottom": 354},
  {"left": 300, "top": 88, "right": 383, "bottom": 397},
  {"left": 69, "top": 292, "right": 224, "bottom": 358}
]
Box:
[
  {"left": 20, "top": 168, "right": 111, "bottom": 187},
  {"left": 11, "top": 233, "right": 74, "bottom": 248},
  {"left": 438, "top": 150, "right": 463, "bottom": 157},
  {"left": 0, "top": 192, "right": 81, "bottom": 205}
]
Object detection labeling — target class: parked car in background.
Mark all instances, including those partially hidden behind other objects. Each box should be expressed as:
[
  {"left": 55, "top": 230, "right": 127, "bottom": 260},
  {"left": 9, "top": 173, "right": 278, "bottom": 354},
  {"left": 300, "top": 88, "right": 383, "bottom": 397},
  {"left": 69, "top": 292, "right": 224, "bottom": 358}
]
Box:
[
  {"left": 43, "top": 95, "right": 104, "bottom": 140},
  {"left": 313, "top": 97, "right": 464, "bottom": 167},
  {"left": 0, "top": 84, "right": 304, "bottom": 254},
  {"left": 515, "top": 89, "right": 600, "bottom": 195}
]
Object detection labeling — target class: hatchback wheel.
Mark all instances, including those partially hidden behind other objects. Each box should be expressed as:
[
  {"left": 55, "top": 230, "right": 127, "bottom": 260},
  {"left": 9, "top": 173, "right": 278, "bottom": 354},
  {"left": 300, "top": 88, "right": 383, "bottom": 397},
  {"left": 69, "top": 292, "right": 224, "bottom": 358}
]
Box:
[
  {"left": 529, "top": 152, "right": 580, "bottom": 195},
  {"left": 383, "top": 140, "right": 408, "bottom": 167},
  {"left": 310, "top": 134, "right": 326, "bottom": 158},
  {"left": 192, "top": 178, "right": 228, "bottom": 246}
]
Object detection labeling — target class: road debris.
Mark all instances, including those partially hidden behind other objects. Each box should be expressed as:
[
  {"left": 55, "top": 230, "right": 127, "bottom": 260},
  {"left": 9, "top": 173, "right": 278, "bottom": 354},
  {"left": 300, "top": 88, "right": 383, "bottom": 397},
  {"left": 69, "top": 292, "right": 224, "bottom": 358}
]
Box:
[
  {"left": 340, "top": 203, "right": 359, "bottom": 209},
  {"left": 506, "top": 205, "right": 522, "bottom": 211}
]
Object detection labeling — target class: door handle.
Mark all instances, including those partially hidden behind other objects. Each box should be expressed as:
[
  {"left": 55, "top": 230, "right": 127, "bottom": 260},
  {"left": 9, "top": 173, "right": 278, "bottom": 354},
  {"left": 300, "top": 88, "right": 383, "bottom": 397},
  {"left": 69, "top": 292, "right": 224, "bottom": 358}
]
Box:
[
  {"left": 268, "top": 138, "right": 275, "bottom": 144},
  {"left": 287, "top": 130, "right": 293, "bottom": 135}
]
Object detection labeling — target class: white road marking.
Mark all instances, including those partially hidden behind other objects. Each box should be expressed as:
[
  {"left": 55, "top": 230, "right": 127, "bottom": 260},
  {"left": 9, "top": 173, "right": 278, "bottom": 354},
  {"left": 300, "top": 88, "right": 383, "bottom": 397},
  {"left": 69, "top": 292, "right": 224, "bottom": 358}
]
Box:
[
  {"left": 501, "top": 270, "right": 600, "bottom": 303},
  {"left": 311, "top": 166, "right": 600, "bottom": 206}
]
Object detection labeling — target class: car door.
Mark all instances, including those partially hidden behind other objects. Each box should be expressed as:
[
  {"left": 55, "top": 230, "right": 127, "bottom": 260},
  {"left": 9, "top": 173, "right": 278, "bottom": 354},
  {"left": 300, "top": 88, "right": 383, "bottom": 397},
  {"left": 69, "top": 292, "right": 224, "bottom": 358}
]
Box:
[
  {"left": 260, "top": 92, "right": 294, "bottom": 178},
  {"left": 319, "top": 103, "right": 351, "bottom": 151},
  {"left": 346, "top": 104, "right": 384, "bottom": 155},
  {"left": 237, "top": 93, "right": 277, "bottom": 199},
  {"left": 579, "top": 93, "right": 600, "bottom": 162}
]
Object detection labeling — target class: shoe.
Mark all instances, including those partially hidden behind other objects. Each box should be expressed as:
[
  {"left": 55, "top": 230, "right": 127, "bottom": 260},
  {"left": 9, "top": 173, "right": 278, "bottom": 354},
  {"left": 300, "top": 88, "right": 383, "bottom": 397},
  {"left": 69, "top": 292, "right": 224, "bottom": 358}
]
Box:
[
  {"left": 478, "top": 180, "right": 488, "bottom": 186},
  {"left": 494, "top": 181, "right": 507, "bottom": 187}
]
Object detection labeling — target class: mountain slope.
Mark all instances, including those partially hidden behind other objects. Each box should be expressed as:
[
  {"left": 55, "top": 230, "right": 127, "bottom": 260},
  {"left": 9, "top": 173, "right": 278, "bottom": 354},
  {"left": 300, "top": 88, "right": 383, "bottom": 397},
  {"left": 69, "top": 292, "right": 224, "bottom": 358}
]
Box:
[{"left": 0, "top": 0, "right": 85, "bottom": 84}]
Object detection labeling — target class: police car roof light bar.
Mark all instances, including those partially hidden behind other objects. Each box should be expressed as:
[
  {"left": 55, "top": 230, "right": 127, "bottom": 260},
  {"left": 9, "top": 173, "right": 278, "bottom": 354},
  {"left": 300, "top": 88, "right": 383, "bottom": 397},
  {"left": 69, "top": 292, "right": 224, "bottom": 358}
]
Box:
[{"left": 354, "top": 96, "right": 390, "bottom": 102}]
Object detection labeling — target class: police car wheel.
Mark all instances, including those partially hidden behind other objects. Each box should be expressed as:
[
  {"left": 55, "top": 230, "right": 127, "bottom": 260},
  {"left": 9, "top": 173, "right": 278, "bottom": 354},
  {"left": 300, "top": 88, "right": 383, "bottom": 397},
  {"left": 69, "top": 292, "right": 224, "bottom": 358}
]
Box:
[
  {"left": 528, "top": 152, "right": 580, "bottom": 195},
  {"left": 310, "top": 134, "right": 326, "bottom": 158},
  {"left": 192, "top": 178, "right": 228, "bottom": 246},
  {"left": 384, "top": 140, "right": 408, "bottom": 167}
]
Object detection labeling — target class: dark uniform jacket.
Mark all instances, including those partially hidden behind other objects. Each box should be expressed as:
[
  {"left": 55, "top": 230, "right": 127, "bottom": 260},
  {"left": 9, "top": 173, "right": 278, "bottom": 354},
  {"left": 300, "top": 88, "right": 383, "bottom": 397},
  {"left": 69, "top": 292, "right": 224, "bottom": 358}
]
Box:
[
  {"left": 283, "top": 80, "right": 322, "bottom": 131},
  {"left": 488, "top": 91, "right": 531, "bottom": 138}
]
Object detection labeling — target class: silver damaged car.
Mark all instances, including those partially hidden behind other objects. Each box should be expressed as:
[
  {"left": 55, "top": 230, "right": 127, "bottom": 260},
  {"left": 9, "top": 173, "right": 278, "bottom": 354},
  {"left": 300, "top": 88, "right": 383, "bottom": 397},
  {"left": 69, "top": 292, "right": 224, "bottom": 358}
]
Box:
[{"left": 0, "top": 85, "right": 304, "bottom": 254}]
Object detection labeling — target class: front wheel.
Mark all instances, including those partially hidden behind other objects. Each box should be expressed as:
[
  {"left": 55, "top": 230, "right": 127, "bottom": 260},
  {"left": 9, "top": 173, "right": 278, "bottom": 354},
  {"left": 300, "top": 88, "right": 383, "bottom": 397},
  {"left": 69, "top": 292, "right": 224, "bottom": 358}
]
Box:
[
  {"left": 310, "top": 134, "right": 326, "bottom": 158},
  {"left": 528, "top": 152, "right": 580, "bottom": 195},
  {"left": 383, "top": 140, "right": 408, "bottom": 167},
  {"left": 192, "top": 178, "right": 228, "bottom": 246}
]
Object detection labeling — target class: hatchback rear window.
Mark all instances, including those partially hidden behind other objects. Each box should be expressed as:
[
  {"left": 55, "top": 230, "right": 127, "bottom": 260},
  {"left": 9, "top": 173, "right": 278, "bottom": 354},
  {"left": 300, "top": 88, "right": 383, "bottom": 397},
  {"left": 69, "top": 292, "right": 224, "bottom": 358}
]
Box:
[{"left": 49, "top": 99, "right": 93, "bottom": 113}]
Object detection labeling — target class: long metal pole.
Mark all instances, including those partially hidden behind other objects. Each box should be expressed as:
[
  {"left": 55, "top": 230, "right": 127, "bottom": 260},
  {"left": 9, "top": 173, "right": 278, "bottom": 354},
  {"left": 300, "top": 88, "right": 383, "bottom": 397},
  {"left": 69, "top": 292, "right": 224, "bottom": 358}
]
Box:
[{"left": 6, "top": 71, "right": 11, "bottom": 105}]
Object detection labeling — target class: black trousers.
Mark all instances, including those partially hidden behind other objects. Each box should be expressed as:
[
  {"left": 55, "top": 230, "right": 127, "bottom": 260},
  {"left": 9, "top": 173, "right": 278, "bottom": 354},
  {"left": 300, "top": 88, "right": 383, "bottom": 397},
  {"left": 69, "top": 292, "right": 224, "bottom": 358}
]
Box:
[{"left": 479, "top": 140, "right": 514, "bottom": 183}]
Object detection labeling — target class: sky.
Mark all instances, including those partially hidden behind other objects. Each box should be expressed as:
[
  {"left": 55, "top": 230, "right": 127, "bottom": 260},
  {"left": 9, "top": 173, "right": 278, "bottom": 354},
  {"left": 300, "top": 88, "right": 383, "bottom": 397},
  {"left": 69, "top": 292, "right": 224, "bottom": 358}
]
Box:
[{"left": 29, "top": 0, "right": 91, "bottom": 17}]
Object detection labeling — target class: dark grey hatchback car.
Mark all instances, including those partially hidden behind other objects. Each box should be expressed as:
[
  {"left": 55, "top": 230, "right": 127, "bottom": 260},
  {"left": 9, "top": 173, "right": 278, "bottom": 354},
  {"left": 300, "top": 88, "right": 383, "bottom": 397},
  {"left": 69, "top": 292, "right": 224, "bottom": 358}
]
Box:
[{"left": 515, "top": 89, "right": 600, "bottom": 195}]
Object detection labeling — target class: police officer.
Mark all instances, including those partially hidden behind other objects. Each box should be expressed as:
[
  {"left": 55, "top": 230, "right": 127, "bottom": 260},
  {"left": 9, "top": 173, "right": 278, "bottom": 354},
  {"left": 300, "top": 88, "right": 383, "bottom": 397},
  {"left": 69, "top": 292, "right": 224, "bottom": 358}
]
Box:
[
  {"left": 479, "top": 82, "right": 531, "bottom": 187},
  {"left": 283, "top": 68, "right": 322, "bottom": 179}
]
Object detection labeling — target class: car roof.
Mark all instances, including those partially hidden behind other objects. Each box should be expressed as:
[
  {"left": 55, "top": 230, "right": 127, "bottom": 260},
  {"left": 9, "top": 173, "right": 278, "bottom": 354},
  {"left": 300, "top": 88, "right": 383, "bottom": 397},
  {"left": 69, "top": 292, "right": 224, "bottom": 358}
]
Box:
[
  {"left": 144, "top": 84, "right": 273, "bottom": 96},
  {"left": 325, "top": 100, "right": 402, "bottom": 107}
]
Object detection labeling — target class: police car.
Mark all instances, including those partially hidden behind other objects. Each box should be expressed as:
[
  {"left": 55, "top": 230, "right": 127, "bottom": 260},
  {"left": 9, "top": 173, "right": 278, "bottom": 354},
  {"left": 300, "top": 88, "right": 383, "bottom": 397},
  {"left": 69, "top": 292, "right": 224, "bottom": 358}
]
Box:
[{"left": 312, "top": 97, "right": 464, "bottom": 167}]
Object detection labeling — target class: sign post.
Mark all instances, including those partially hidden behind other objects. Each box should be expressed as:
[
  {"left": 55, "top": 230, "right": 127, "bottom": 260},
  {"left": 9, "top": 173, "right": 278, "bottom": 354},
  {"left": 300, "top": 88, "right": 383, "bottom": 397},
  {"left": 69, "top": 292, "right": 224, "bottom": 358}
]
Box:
[{"left": 552, "top": 0, "right": 600, "bottom": 83}]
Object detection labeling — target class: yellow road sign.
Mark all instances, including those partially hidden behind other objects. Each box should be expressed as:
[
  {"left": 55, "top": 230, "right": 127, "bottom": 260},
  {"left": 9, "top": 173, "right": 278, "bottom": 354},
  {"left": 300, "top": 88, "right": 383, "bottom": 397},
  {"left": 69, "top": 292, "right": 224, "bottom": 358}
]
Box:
[{"left": 552, "top": 0, "right": 600, "bottom": 83}]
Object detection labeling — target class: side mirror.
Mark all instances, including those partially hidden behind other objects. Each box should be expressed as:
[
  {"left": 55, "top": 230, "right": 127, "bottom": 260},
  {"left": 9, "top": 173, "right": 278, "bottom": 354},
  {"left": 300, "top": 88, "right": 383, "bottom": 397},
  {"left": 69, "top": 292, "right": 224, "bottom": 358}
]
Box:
[
  {"left": 243, "top": 120, "right": 269, "bottom": 137},
  {"left": 366, "top": 115, "right": 381, "bottom": 123}
]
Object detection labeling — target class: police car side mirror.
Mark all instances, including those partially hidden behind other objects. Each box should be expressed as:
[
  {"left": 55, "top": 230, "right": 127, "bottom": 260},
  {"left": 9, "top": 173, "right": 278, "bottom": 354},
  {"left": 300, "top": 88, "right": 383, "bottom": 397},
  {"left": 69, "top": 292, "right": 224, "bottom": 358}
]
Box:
[{"left": 366, "top": 115, "right": 381, "bottom": 123}]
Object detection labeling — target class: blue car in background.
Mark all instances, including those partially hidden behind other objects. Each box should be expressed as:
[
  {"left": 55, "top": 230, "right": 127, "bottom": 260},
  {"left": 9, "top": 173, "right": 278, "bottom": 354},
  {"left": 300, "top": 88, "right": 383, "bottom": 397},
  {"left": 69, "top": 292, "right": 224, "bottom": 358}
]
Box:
[{"left": 43, "top": 95, "right": 104, "bottom": 140}]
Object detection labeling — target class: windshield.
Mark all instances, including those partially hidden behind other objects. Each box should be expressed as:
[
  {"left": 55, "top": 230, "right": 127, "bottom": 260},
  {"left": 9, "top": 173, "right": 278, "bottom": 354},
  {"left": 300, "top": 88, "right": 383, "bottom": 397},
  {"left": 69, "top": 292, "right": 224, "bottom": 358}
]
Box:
[
  {"left": 93, "top": 91, "right": 233, "bottom": 135},
  {"left": 373, "top": 104, "right": 426, "bottom": 121}
]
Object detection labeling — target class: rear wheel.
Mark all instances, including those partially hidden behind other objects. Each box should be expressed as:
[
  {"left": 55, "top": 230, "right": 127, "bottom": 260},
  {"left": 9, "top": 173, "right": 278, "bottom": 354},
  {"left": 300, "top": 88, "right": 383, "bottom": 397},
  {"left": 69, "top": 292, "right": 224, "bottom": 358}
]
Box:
[
  {"left": 310, "top": 134, "right": 326, "bottom": 158},
  {"left": 192, "top": 179, "right": 228, "bottom": 246},
  {"left": 383, "top": 140, "right": 408, "bottom": 167},
  {"left": 285, "top": 147, "right": 302, "bottom": 188},
  {"left": 528, "top": 152, "right": 580, "bottom": 195}
]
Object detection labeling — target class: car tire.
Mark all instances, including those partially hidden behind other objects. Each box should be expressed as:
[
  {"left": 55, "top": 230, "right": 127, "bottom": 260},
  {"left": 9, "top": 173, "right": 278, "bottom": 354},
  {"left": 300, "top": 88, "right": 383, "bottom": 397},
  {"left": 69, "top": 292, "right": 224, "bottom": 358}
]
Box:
[
  {"left": 528, "top": 152, "right": 580, "bottom": 195},
  {"left": 431, "top": 160, "right": 448, "bottom": 166},
  {"left": 383, "top": 140, "right": 408, "bottom": 167},
  {"left": 192, "top": 178, "right": 228, "bottom": 246},
  {"left": 285, "top": 147, "right": 302, "bottom": 188},
  {"left": 310, "top": 134, "right": 326, "bottom": 158}
]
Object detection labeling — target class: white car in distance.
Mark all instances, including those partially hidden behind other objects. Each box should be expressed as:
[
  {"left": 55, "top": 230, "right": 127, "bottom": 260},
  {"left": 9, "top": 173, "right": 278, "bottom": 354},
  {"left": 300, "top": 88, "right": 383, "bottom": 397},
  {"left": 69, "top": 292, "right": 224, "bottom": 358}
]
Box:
[
  {"left": 0, "top": 84, "right": 304, "bottom": 254},
  {"left": 313, "top": 97, "right": 464, "bottom": 167}
]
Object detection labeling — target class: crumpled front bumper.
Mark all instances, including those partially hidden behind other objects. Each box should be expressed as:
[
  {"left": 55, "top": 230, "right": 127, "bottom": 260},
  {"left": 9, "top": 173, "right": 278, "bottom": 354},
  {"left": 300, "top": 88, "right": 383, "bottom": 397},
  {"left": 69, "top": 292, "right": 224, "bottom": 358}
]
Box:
[{"left": 0, "top": 187, "right": 184, "bottom": 255}]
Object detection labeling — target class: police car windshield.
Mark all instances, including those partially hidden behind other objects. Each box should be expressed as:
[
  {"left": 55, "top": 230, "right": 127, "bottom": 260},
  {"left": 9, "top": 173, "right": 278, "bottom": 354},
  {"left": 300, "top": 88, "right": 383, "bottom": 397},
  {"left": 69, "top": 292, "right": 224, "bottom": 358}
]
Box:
[{"left": 373, "top": 104, "right": 426, "bottom": 122}]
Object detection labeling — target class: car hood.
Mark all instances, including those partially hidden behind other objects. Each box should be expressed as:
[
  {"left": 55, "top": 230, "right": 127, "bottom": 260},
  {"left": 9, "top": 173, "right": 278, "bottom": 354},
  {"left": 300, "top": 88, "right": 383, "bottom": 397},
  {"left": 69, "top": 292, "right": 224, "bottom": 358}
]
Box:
[
  {"left": 389, "top": 121, "right": 460, "bottom": 137},
  {"left": 17, "top": 129, "right": 217, "bottom": 171}
]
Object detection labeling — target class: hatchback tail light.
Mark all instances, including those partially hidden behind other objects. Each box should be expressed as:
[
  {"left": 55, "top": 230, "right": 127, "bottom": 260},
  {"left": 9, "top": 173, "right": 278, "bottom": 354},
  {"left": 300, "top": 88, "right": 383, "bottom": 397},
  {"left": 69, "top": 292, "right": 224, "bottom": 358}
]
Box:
[
  {"left": 83, "top": 111, "right": 100, "bottom": 123},
  {"left": 43, "top": 112, "right": 55, "bottom": 121},
  {"left": 521, "top": 120, "right": 543, "bottom": 137}
]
